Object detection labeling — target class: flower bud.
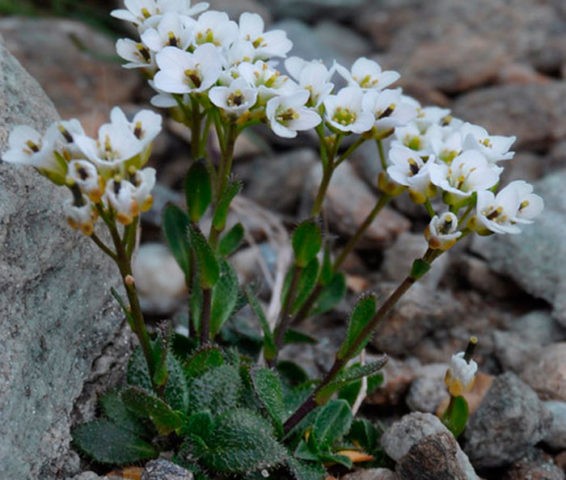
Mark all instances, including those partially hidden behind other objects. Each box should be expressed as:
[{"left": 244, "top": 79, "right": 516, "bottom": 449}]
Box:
[
  {"left": 425, "top": 212, "right": 461, "bottom": 250},
  {"left": 445, "top": 351, "right": 478, "bottom": 397}
]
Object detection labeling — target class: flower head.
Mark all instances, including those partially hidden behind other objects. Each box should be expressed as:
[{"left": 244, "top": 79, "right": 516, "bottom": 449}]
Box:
[
  {"left": 335, "top": 57, "right": 400, "bottom": 91},
  {"left": 425, "top": 212, "right": 462, "bottom": 250},
  {"left": 386, "top": 146, "right": 434, "bottom": 203},
  {"left": 266, "top": 90, "right": 321, "bottom": 138},
  {"left": 445, "top": 351, "right": 478, "bottom": 397},
  {"left": 323, "top": 86, "right": 374, "bottom": 134},
  {"left": 238, "top": 12, "right": 292, "bottom": 60},
  {"left": 209, "top": 77, "right": 258, "bottom": 117}
]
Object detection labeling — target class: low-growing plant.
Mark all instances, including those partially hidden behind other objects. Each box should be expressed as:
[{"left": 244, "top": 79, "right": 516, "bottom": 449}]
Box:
[{"left": 2, "top": 1, "right": 544, "bottom": 478}]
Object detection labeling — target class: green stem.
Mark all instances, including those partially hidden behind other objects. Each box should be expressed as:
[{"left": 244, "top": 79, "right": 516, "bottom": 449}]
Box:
[
  {"left": 334, "top": 136, "right": 366, "bottom": 167},
  {"left": 273, "top": 264, "right": 303, "bottom": 354},
  {"left": 190, "top": 96, "right": 202, "bottom": 160},
  {"left": 284, "top": 249, "right": 442, "bottom": 433},
  {"left": 200, "top": 287, "right": 212, "bottom": 344},
  {"left": 90, "top": 232, "right": 117, "bottom": 261},
  {"left": 377, "top": 139, "right": 387, "bottom": 170}
]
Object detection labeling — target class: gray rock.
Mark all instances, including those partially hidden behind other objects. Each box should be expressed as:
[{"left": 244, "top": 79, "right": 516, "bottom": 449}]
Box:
[
  {"left": 397, "top": 431, "right": 480, "bottom": 480},
  {"left": 492, "top": 330, "right": 542, "bottom": 374},
  {"left": 381, "top": 413, "right": 479, "bottom": 480},
  {"left": 521, "top": 342, "right": 566, "bottom": 401},
  {"left": 207, "top": 0, "right": 271, "bottom": 23},
  {"left": 453, "top": 82, "right": 566, "bottom": 150},
  {"left": 470, "top": 169, "right": 566, "bottom": 326},
  {"left": 306, "top": 162, "right": 410, "bottom": 249},
  {"left": 259, "top": 0, "right": 368, "bottom": 22},
  {"left": 543, "top": 401, "right": 566, "bottom": 450},
  {"left": 464, "top": 372, "right": 552, "bottom": 469},
  {"left": 0, "top": 17, "right": 140, "bottom": 125},
  {"left": 312, "top": 21, "right": 372, "bottom": 66},
  {"left": 66, "top": 472, "right": 107, "bottom": 480},
  {"left": 381, "top": 232, "right": 449, "bottom": 289},
  {"left": 236, "top": 148, "right": 318, "bottom": 213},
  {"left": 501, "top": 448, "right": 565, "bottom": 480},
  {"left": 381, "top": 412, "right": 448, "bottom": 462},
  {"left": 142, "top": 459, "right": 194, "bottom": 480},
  {"left": 406, "top": 363, "right": 449, "bottom": 413},
  {"left": 0, "top": 41, "right": 121, "bottom": 478},
  {"left": 342, "top": 468, "right": 399, "bottom": 480},
  {"left": 371, "top": 282, "right": 464, "bottom": 357}
]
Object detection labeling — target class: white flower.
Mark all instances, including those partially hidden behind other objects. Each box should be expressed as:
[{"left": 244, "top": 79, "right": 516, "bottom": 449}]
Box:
[
  {"left": 116, "top": 38, "right": 155, "bottom": 69},
  {"left": 110, "top": 107, "right": 162, "bottom": 150},
  {"left": 460, "top": 123, "right": 516, "bottom": 163},
  {"left": 335, "top": 57, "right": 400, "bottom": 91},
  {"left": 64, "top": 196, "right": 97, "bottom": 236},
  {"left": 475, "top": 180, "right": 544, "bottom": 235},
  {"left": 209, "top": 77, "right": 258, "bottom": 116},
  {"left": 323, "top": 86, "right": 374, "bottom": 134},
  {"left": 111, "top": 0, "right": 209, "bottom": 28},
  {"left": 140, "top": 12, "right": 195, "bottom": 52},
  {"left": 392, "top": 124, "right": 432, "bottom": 155},
  {"left": 238, "top": 12, "right": 292, "bottom": 60},
  {"left": 238, "top": 60, "right": 295, "bottom": 102},
  {"left": 429, "top": 150, "right": 501, "bottom": 200},
  {"left": 426, "top": 124, "right": 463, "bottom": 164},
  {"left": 153, "top": 44, "right": 223, "bottom": 94},
  {"left": 386, "top": 146, "right": 434, "bottom": 203},
  {"left": 425, "top": 212, "right": 462, "bottom": 250},
  {"left": 193, "top": 10, "right": 239, "bottom": 49},
  {"left": 362, "top": 88, "right": 417, "bottom": 134},
  {"left": 225, "top": 40, "right": 256, "bottom": 66},
  {"left": 414, "top": 105, "right": 453, "bottom": 131},
  {"left": 445, "top": 352, "right": 477, "bottom": 397},
  {"left": 285, "top": 56, "right": 334, "bottom": 107},
  {"left": 73, "top": 115, "right": 145, "bottom": 171},
  {"left": 265, "top": 90, "right": 321, "bottom": 138},
  {"left": 132, "top": 167, "right": 157, "bottom": 212},
  {"left": 67, "top": 160, "right": 104, "bottom": 202}
]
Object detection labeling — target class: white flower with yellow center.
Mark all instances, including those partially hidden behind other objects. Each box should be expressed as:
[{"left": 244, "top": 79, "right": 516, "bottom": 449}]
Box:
[
  {"left": 140, "top": 12, "right": 195, "bottom": 53},
  {"left": 445, "top": 352, "right": 477, "bottom": 397},
  {"left": 153, "top": 44, "right": 223, "bottom": 94},
  {"left": 193, "top": 10, "right": 238, "bottom": 49},
  {"left": 238, "top": 12, "right": 292, "bottom": 60},
  {"left": 425, "top": 212, "right": 462, "bottom": 250},
  {"left": 460, "top": 123, "right": 516, "bottom": 163},
  {"left": 116, "top": 38, "right": 155, "bottom": 69},
  {"left": 209, "top": 77, "right": 258, "bottom": 116},
  {"left": 475, "top": 180, "right": 544, "bottom": 235},
  {"left": 266, "top": 90, "right": 321, "bottom": 138},
  {"left": 285, "top": 56, "right": 334, "bottom": 107},
  {"left": 64, "top": 196, "right": 98, "bottom": 236},
  {"left": 362, "top": 88, "right": 417, "bottom": 134},
  {"left": 386, "top": 146, "right": 434, "bottom": 203},
  {"left": 67, "top": 160, "right": 104, "bottom": 203},
  {"left": 111, "top": 0, "right": 209, "bottom": 29},
  {"left": 429, "top": 150, "right": 501, "bottom": 200},
  {"left": 238, "top": 60, "right": 295, "bottom": 103},
  {"left": 335, "top": 57, "right": 400, "bottom": 91},
  {"left": 323, "top": 86, "right": 374, "bottom": 134}
]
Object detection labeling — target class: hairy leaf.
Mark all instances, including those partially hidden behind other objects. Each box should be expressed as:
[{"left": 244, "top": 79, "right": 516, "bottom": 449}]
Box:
[
  {"left": 311, "top": 399, "right": 353, "bottom": 451},
  {"left": 185, "top": 160, "right": 212, "bottom": 222},
  {"left": 337, "top": 295, "right": 377, "bottom": 360},
  {"left": 122, "top": 387, "right": 183, "bottom": 435},
  {"left": 292, "top": 220, "right": 322, "bottom": 268},
  {"left": 210, "top": 259, "right": 240, "bottom": 338},
  {"left": 219, "top": 222, "right": 245, "bottom": 257},
  {"left": 162, "top": 204, "right": 191, "bottom": 277},
  {"left": 188, "top": 364, "right": 241, "bottom": 414},
  {"left": 250, "top": 367, "right": 286, "bottom": 436}
]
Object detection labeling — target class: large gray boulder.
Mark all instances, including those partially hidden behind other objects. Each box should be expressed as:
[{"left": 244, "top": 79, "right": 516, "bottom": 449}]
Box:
[{"left": 0, "top": 39, "right": 122, "bottom": 479}]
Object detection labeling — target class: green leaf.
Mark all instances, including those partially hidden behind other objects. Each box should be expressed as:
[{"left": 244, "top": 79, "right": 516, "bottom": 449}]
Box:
[
  {"left": 162, "top": 203, "right": 191, "bottom": 277},
  {"left": 441, "top": 396, "right": 469, "bottom": 437},
  {"left": 311, "top": 399, "right": 353, "bottom": 450},
  {"left": 276, "top": 361, "right": 310, "bottom": 387},
  {"left": 292, "top": 220, "right": 322, "bottom": 268},
  {"left": 72, "top": 419, "right": 157, "bottom": 465},
  {"left": 311, "top": 272, "right": 346, "bottom": 316},
  {"left": 250, "top": 367, "right": 286, "bottom": 436},
  {"left": 287, "top": 457, "right": 326, "bottom": 480},
  {"left": 210, "top": 259, "right": 240, "bottom": 338},
  {"left": 246, "top": 287, "right": 276, "bottom": 361},
  {"left": 110, "top": 287, "right": 135, "bottom": 331},
  {"left": 126, "top": 347, "right": 153, "bottom": 392},
  {"left": 294, "top": 440, "right": 320, "bottom": 461},
  {"left": 189, "top": 223, "right": 220, "bottom": 289},
  {"left": 283, "top": 329, "right": 317, "bottom": 346},
  {"left": 122, "top": 387, "right": 184, "bottom": 435},
  {"left": 319, "top": 247, "right": 334, "bottom": 286},
  {"left": 100, "top": 391, "right": 149, "bottom": 438},
  {"left": 317, "top": 359, "right": 387, "bottom": 404},
  {"left": 337, "top": 372, "right": 384, "bottom": 407},
  {"left": 150, "top": 329, "right": 171, "bottom": 389},
  {"left": 188, "top": 364, "right": 241, "bottom": 414},
  {"left": 185, "top": 160, "right": 212, "bottom": 222},
  {"left": 212, "top": 179, "right": 242, "bottom": 231},
  {"left": 292, "top": 258, "right": 320, "bottom": 314},
  {"left": 191, "top": 408, "right": 288, "bottom": 474},
  {"left": 219, "top": 222, "right": 245, "bottom": 257},
  {"left": 183, "top": 346, "right": 225, "bottom": 380},
  {"left": 346, "top": 418, "right": 380, "bottom": 453},
  {"left": 410, "top": 258, "right": 431, "bottom": 280},
  {"left": 337, "top": 295, "right": 377, "bottom": 360},
  {"left": 316, "top": 451, "right": 352, "bottom": 469},
  {"left": 181, "top": 410, "right": 214, "bottom": 438}
]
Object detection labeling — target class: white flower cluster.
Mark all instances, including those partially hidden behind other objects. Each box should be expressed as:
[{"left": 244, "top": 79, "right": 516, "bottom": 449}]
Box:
[
  {"left": 111, "top": 1, "right": 417, "bottom": 139},
  {"left": 386, "top": 107, "right": 544, "bottom": 243},
  {"left": 2, "top": 107, "right": 162, "bottom": 234}
]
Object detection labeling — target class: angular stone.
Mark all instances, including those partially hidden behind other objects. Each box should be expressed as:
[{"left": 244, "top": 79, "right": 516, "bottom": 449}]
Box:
[
  {"left": 0, "top": 41, "right": 122, "bottom": 479},
  {"left": 501, "top": 448, "right": 565, "bottom": 480},
  {"left": 542, "top": 401, "right": 566, "bottom": 450},
  {"left": 142, "top": 459, "right": 193, "bottom": 480},
  {"left": 342, "top": 468, "right": 399, "bottom": 480},
  {"left": 396, "top": 431, "right": 480, "bottom": 480},
  {"left": 464, "top": 373, "right": 552, "bottom": 469}
]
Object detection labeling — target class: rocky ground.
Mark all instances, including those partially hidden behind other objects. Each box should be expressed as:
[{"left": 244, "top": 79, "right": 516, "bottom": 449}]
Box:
[{"left": 1, "top": 0, "right": 566, "bottom": 479}]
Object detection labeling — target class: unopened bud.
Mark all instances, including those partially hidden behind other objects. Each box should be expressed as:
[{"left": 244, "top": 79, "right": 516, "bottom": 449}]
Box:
[{"left": 125, "top": 274, "right": 135, "bottom": 287}]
